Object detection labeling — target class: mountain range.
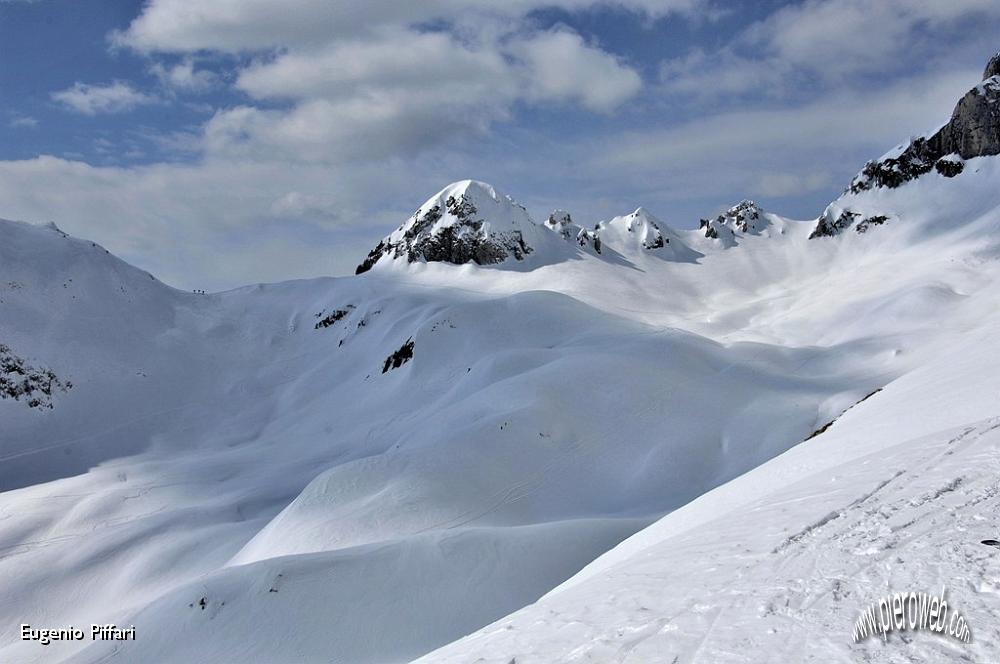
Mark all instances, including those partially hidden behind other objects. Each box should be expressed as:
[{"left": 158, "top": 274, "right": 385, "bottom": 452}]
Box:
[{"left": 2, "top": 53, "right": 1000, "bottom": 664}]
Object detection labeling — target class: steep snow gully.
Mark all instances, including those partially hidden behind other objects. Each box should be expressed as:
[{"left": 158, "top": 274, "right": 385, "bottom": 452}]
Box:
[{"left": 3, "top": 53, "right": 1000, "bottom": 664}]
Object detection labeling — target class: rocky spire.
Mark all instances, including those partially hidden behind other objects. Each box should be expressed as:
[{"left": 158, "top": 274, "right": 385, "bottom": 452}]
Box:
[
  {"left": 927, "top": 51, "right": 1000, "bottom": 160},
  {"left": 846, "top": 50, "right": 1000, "bottom": 194},
  {"left": 984, "top": 52, "right": 1000, "bottom": 80}
]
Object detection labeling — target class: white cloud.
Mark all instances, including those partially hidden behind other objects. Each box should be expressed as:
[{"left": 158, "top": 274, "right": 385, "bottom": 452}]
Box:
[
  {"left": 113, "top": 0, "right": 702, "bottom": 53},
  {"left": 51, "top": 81, "right": 156, "bottom": 115},
  {"left": 236, "top": 29, "right": 511, "bottom": 102},
  {"left": 580, "top": 67, "right": 979, "bottom": 205},
  {"left": 206, "top": 24, "right": 641, "bottom": 161},
  {"left": 660, "top": 49, "right": 794, "bottom": 97},
  {"left": 662, "top": 0, "right": 1000, "bottom": 97},
  {"left": 9, "top": 115, "right": 39, "bottom": 129},
  {"left": 100, "top": 1, "right": 662, "bottom": 167},
  {"left": 5, "top": 0, "right": 995, "bottom": 294},
  {"left": 746, "top": 0, "right": 1000, "bottom": 78},
  {"left": 0, "top": 154, "right": 456, "bottom": 289},
  {"left": 150, "top": 58, "right": 218, "bottom": 93},
  {"left": 754, "top": 172, "right": 831, "bottom": 198},
  {"left": 515, "top": 29, "right": 642, "bottom": 112}
]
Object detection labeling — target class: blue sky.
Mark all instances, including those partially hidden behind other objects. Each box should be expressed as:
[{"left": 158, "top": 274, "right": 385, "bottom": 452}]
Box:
[{"left": 2, "top": 0, "right": 999, "bottom": 290}]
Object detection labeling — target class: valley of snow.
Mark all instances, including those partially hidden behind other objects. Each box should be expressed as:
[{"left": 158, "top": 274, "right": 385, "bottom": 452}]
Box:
[{"left": 4, "top": 71, "right": 1000, "bottom": 662}]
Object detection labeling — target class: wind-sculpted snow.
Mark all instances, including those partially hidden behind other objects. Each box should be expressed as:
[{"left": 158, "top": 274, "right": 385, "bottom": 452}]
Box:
[
  {"left": 5, "top": 57, "right": 1000, "bottom": 664},
  {"left": 0, "top": 211, "right": 924, "bottom": 663},
  {"left": 5, "top": 155, "right": 1000, "bottom": 661},
  {"left": 420, "top": 323, "right": 1000, "bottom": 664}
]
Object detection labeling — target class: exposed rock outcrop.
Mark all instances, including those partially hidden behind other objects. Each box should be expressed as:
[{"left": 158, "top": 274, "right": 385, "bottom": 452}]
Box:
[
  {"left": 1, "top": 343, "right": 72, "bottom": 409},
  {"left": 809, "top": 207, "right": 891, "bottom": 239},
  {"left": 356, "top": 181, "right": 541, "bottom": 274},
  {"left": 545, "top": 210, "right": 602, "bottom": 254},
  {"left": 699, "top": 200, "right": 770, "bottom": 246},
  {"left": 850, "top": 53, "right": 1000, "bottom": 193}
]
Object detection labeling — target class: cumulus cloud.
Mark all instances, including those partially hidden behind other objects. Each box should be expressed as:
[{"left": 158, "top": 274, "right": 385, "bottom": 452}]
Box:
[
  {"left": 149, "top": 58, "right": 218, "bottom": 93},
  {"left": 662, "top": 0, "right": 1000, "bottom": 96},
  {"left": 9, "top": 115, "right": 38, "bottom": 128},
  {"left": 746, "top": 0, "right": 1000, "bottom": 78},
  {"left": 235, "top": 29, "right": 511, "bottom": 102},
  {"left": 0, "top": 154, "right": 446, "bottom": 289},
  {"left": 5, "top": 0, "right": 998, "bottom": 292},
  {"left": 578, "top": 66, "right": 979, "bottom": 211},
  {"left": 195, "top": 22, "right": 643, "bottom": 161},
  {"left": 113, "top": 0, "right": 702, "bottom": 53},
  {"left": 515, "top": 29, "right": 642, "bottom": 112},
  {"left": 51, "top": 81, "right": 157, "bottom": 115}
]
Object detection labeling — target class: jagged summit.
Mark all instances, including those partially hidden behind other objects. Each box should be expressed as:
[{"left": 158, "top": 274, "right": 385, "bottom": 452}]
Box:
[
  {"left": 355, "top": 180, "right": 550, "bottom": 274},
  {"left": 355, "top": 181, "right": 708, "bottom": 274},
  {"left": 545, "top": 209, "right": 602, "bottom": 254},
  {"left": 811, "top": 51, "right": 1000, "bottom": 239},
  {"left": 698, "top": 200, "right": 769, "bottom": 246},
  {"left": 984, "top": 52, "right": 1000, "bottom": 80},
  {"left": 847, "top": 51, "right": 1000, "bottom": 195}
]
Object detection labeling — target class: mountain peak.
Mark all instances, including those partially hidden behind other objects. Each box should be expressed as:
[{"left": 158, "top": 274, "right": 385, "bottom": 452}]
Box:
[
  {"left": 845, "top": 51, "right": 1000, "bottom": 197},
  {"left": 698, "top": 200, "right": 768, "bottom": 246},
  {"left": 597, "top": 208, "right": 701, "bottom": 262},
  {"left": 436, "top": 179, "right": 501, "bottom": 204},
  {"left": 354, "top": 180, "right": 546, "bottom": 274},
  {"left": 984, "top": 52, "right": 1000, "bottom": 80}
]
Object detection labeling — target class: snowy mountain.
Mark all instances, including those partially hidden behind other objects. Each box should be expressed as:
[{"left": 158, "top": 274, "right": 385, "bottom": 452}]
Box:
[
  {"left": 355, "top": 180, "right": 567, "bottom": 274},
  {"left": 698, "top": 200, "right": 771, "bottom": 247},
  {"left": 594, "top": 207, "right": 701, "bottom": 262},
  {"left": 3, "top": 54, "right": 1000, "bottom": 664}
]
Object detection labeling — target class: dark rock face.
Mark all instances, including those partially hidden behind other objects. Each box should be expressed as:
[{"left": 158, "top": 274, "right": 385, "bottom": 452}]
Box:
[
  {"left": 850, "top": 54, "right": 1000, "bottom": 193},
  {"left": 935, "top": 158, "right": 965, "bottom": 178},
  {"left": 382, "top": 339, "right": 414, "bottom": 373},
  {"left": 926, "top": 75, "right": 1000, "bottom": 160},
  {"left": 724, "top": 200, "right": 763, "bottom": 233},
  {"left": 699, "top": 219, "right": 718, "bottom": 239},
  {"left": 546, "top": 209, "right": 603, "bottom": 253},
  {"left": 314, "top": 306, "right": 354, "bottom": 330},
  {"left": 810, "top": 210, "right": 860, "bottom": 238},
  {"left": 356, "top": 194, "right": 532, "bottom": 274},
  {"left": 700, "top": 200, "right": 767, "bottom": 241},
  {"left": 644, "top": 233, "right": 665, "bottom": 249},
  {"left": 854, "top": 215, "right": 889, "bottom": 234},
  {"left": 849, "top": 138, "right": 940, "bottom": 193},
  {"left": 1, "top": 343, "right": 72, "bottom": 409},
  {"left": 356, "top": 241, "right": 389, "bottom": 275},
  {"left": 986, "top": 52, "right": 1000, "bottom": 79},
  {"left": 809, "top": 210, "right": 891, "bottom": 238}
]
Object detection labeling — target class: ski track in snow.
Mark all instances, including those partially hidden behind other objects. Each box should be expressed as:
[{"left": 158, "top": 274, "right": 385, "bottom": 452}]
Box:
[
  {"left": 423, "top": 418, "right": 1000, "bottom": 663},
  {"left": 1, "top": 156, "right": 1000, "bottom": 663}
]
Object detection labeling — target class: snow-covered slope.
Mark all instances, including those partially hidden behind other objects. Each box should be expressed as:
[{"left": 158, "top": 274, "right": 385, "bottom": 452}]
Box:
[
  {"left": 3, "top": 55, "right": 1000, "bottom": 664},
  {"left": 420, "top": 249, "right": 1000, "bottom": 662},
  {"left": 3, "top": 216, "right": 887, "bottom": 663},
  {"left": 418, "top": 65, "right": 1000, "bottom": 664}
]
